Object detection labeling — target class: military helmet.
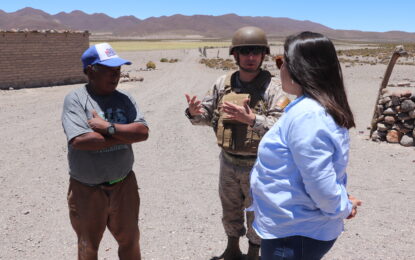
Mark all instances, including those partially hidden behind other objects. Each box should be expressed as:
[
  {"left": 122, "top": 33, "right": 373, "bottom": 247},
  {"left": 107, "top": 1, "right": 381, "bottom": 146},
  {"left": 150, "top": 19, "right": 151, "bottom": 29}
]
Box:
[{"left": 229, "top": 26, "right": 270, "bottom": 55}]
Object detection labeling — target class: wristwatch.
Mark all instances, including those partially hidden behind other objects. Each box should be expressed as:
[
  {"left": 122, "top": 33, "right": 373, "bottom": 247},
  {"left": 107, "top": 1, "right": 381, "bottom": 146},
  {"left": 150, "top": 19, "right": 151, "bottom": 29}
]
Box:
[{"left": 107, "top": 123, "right": 116, "bottom": 135}]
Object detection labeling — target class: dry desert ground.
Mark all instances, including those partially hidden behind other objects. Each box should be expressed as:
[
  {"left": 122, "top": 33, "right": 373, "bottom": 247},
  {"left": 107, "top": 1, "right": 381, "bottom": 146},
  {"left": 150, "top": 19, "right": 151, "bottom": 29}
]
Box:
[{"left": 0, "top": 45, "right": 414, "bottom": 260}]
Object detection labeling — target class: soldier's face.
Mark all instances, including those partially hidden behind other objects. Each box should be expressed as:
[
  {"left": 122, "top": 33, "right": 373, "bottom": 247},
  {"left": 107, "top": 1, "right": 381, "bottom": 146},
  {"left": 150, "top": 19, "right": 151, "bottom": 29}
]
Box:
[{"left": 235, "top": 48, "right": 264, "bottom": 72}]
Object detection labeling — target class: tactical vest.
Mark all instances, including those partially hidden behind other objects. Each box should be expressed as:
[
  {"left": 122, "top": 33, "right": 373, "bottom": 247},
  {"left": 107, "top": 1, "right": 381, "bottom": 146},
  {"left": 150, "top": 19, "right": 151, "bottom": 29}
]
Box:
[{"left": 212, "top": 70, "right": 271, "bottom": 155}]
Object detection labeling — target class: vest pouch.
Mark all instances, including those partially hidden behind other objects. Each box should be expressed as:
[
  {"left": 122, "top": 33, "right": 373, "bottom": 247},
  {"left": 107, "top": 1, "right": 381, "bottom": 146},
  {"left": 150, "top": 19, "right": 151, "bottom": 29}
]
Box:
[
  {"left": 218, "top": 122, "right": 260, "bottom": 154},
  {"left": 216, "top": 119, "right": 231, "bottom": 149},
  {"left": 231, "top": 123, "right": 248, "bottom": 151},
  {"left": 221, "top": 93, "right": 250, "bottom": 124},
  {"left": 243, "top": 126, "right": 261, "bottom": 154}
]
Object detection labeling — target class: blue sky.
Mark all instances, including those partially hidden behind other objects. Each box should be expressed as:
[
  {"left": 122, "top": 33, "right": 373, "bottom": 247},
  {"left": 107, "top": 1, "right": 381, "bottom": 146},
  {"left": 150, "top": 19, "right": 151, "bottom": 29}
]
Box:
[{"left": 2, "top": 0, "right": 414, "bottom": 32}]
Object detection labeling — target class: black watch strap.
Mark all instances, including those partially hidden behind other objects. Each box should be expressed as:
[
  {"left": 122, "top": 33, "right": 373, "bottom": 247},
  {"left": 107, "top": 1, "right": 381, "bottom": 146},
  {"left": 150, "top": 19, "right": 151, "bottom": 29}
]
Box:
[
  {"left": 185, "top": 108, "right": 194, "bottom": 119},
  {"left": 107, "top": 123, "right": 116, "bottom": 135}
]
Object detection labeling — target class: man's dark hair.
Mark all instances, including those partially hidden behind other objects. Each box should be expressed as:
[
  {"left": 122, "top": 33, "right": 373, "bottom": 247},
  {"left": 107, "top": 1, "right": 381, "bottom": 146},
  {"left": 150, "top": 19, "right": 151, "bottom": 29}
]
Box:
[{"left": 284, "top": 31, "right": 355, "bottom": 129}]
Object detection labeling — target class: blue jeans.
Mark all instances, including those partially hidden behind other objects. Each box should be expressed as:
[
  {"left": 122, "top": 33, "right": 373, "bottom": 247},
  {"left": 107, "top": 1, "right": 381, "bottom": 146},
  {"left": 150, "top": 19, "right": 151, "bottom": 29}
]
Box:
[{"left": 261, "top": 236, "right": 336, "bottom": 260}]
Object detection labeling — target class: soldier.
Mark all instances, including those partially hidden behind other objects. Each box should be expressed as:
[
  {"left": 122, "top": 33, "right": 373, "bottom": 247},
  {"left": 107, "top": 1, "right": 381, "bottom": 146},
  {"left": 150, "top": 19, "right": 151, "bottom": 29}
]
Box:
[{"left": 185, "top": 27, "right": 288, "bottom": 260}]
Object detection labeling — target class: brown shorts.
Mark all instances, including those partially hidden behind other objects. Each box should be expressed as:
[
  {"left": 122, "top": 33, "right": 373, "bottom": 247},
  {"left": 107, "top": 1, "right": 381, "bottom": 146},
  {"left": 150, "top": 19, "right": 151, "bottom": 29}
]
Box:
[{"left": 67, "top": 171, "right": 141, "bottom": 260}]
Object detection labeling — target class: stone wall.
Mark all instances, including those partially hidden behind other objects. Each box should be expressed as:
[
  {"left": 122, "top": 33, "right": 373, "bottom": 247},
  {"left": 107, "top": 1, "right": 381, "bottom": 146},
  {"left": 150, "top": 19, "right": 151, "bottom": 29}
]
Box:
[
  {"left": 0, "top": 30, "right": 89, "bottom": 89},
  {"left": 371, "top": 90, "right": 415, "bottom": 146}
]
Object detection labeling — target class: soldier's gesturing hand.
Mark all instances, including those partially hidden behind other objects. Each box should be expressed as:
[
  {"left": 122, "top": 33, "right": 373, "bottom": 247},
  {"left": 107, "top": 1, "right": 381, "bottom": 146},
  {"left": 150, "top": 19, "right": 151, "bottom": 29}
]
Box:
[
  {"left": 185, "top": 94, "right": 203, "bottom": 116},
  {"left": 223, "top": 98, "right": 256, "bottom": 126}
]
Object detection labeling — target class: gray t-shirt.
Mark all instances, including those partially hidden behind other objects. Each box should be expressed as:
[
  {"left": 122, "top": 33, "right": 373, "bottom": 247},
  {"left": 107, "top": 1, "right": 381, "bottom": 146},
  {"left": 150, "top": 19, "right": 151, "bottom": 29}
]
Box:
[{"left": 61, "top": 85, "right": 147, "bottom": 185}]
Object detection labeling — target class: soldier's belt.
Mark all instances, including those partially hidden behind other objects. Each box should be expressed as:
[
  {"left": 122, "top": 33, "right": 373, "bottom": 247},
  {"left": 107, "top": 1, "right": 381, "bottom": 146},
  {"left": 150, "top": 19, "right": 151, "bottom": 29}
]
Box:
[{"left": 222, "top": 151, "right": 257, "bottom": 167}]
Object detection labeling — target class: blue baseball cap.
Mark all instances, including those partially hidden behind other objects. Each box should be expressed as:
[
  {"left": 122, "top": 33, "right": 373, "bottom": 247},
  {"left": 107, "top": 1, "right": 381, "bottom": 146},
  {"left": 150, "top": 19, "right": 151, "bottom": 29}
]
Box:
[{"left": 81, "top": 43, "right": 132, "bottom": 69}]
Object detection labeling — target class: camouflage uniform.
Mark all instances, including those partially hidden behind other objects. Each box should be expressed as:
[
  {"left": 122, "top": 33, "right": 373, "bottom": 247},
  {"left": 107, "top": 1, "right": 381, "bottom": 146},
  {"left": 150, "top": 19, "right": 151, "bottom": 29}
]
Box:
[{"left": 187, "top": 71, "right": 285, "bottom": 245}]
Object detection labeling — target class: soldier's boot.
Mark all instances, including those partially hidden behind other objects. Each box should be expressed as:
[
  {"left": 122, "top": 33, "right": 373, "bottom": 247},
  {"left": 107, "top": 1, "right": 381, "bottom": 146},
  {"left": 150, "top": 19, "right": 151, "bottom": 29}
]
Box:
[
  {"left": 246, "top": 241, "right": 260, "bottom": 260},
  {"left": 221, "top": 236, "right": 243, "bottom": 260}
]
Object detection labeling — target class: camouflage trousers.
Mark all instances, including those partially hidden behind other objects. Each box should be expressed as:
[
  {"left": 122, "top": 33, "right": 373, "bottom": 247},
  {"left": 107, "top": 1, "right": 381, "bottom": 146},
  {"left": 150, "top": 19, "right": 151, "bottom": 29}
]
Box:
[{"left": 218, "top": 151, "right": 261, "bottom": 246}]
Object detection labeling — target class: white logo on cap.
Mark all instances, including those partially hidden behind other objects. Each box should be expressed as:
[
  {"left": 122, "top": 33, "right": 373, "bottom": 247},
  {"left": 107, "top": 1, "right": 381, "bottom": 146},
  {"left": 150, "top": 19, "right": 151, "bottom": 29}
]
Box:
[{"left": 95, "top": 43, "right": 120, "bottom": 61}]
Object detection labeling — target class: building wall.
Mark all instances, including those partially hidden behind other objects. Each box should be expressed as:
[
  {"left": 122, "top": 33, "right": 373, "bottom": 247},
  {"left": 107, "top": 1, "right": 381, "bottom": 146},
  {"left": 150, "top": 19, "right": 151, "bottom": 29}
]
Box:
[{"left": 0, "top": 31, "right": 89, "bottom": 89}]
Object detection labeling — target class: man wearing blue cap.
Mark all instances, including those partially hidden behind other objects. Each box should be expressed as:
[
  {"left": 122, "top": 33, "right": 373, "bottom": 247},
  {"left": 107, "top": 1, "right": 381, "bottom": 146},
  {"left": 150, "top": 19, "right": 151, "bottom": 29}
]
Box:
[{"left": 61, "top": 43, "right": 149, "bottom": 260}]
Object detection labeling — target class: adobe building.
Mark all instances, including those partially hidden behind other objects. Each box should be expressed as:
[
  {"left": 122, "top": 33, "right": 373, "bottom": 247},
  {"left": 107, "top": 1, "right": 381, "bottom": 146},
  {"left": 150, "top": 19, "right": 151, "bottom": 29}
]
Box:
[{"left": 0, "top": 30, "right": 89, "bottom": 89}]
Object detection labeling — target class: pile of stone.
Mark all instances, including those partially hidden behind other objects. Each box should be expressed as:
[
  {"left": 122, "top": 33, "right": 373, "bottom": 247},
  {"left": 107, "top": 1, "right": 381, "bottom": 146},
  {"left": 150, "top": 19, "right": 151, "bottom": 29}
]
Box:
[
  {"left": 371, "top": 90, "right": 415, "bottom": 146},
  {"left": 119, "top": 72, "right": 144, "bottom": 83},
  {"left": 387, "top": 80, "right": 415, "bottom": 88}
]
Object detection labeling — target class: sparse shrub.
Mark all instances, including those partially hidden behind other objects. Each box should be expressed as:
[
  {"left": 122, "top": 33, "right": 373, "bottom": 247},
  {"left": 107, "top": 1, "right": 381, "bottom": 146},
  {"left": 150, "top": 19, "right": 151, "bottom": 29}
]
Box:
[
  {"left": 160, "top": 58, "right": 178, "bottom": 63},
  {"left": 146, "top": 61, "right": 156, "bottom": 70},
  {"left": 222, "top": 59, "right": 236, "bottom": 70},
  {"left": 335, "top": 43, "right": 415, "bottom": 66},
  {"left": 200, "top": 58, "right": 237, "bottom": 70}
]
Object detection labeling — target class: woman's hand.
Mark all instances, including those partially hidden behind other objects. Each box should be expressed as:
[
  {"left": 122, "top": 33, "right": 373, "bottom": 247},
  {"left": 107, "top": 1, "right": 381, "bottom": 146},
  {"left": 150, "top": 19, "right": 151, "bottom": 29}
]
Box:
[{"left": 347, "top": 194, "right": 362, "bottom": 219}]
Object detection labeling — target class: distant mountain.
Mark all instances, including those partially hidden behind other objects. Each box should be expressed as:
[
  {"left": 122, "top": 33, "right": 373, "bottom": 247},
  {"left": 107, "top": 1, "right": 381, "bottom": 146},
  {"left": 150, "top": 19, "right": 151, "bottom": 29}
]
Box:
[
  {"left": 1, "top": 7, "right": 415, "bottom": 42},
  {"left": 0, "top": 7, "right": 67, "bottom": 30}
]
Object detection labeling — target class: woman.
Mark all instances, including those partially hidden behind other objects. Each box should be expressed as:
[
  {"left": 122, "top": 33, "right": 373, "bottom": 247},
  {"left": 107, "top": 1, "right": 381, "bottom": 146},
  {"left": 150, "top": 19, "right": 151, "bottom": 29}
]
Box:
[{"left": 249, "top": 31, "right": 362, "bottom": 260}]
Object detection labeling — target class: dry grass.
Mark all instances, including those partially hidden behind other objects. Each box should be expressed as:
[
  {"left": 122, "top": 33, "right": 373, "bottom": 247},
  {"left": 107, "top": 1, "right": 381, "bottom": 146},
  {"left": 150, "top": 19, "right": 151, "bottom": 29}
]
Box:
[
  {"left": 337, "top": 43, "right": 415, "bottom": 66},
  {"left": 199, "top": 58, "right": 237, "bottom": 70}
]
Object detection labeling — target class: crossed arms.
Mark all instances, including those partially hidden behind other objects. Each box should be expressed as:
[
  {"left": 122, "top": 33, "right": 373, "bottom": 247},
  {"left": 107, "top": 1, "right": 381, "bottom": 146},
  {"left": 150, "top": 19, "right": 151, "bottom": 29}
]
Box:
[{"left": 70, "top": 110, "right": 148, "bottom": 151}]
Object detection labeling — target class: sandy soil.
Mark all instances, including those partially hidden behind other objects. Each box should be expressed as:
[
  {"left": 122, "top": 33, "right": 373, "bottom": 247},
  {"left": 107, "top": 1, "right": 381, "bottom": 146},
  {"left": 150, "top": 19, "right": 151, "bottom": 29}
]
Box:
[{"left": 0, "top": 46, "right": 414, "bottom": 260}]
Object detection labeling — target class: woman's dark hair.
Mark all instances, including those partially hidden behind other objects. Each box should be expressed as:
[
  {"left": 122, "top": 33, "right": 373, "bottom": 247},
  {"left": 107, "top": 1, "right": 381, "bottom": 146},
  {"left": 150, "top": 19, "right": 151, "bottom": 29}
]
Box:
[{"left": 284, "top": 31, "right": 355, "bottom": 129}]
